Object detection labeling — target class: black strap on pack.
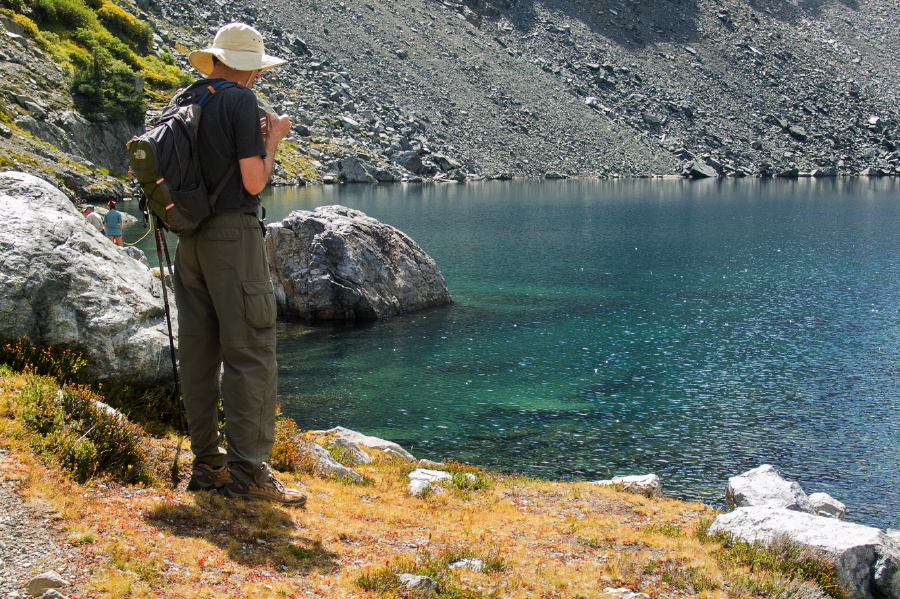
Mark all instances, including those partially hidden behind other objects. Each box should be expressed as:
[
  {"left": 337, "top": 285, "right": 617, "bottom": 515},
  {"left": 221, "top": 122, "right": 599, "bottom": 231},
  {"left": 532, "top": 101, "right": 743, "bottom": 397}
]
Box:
[{"left": 196, "top": 81, "right": 238, "bottom": 213}]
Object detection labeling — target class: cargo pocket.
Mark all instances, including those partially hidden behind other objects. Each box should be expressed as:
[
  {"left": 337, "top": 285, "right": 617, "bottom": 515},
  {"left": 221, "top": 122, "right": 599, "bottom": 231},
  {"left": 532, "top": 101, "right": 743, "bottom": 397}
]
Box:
[{"left": 243, "top": 281, "right": 276, "bottom": 329}]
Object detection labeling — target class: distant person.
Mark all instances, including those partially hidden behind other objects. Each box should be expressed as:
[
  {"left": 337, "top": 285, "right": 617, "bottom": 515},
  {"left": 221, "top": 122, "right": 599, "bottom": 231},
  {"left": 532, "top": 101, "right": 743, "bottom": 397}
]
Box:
[
  {"left": 83, "top": 206, "right": 103, "bottom": 233},
  {"left": 103, "top": 200, "right": 124, "bottom": 246},
  {"left": 176, "top": 22, "right": 304, "bottom": 506}
]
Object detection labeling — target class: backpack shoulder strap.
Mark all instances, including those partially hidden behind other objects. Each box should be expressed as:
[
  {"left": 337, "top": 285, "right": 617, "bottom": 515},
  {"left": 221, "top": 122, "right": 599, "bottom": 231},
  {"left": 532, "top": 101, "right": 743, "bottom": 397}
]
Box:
[
  {"left": 198, "top": 80, "right": 238, "bottom": 107},
  {"left": 197, "top": 80, "right": 239, "bottom": 207}
]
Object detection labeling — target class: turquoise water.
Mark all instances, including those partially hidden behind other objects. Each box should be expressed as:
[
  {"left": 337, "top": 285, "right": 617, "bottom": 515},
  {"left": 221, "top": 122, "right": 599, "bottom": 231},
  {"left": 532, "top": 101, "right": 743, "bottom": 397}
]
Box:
[{"left": 122, "top": 178, "right": 900, "bottom": 528}]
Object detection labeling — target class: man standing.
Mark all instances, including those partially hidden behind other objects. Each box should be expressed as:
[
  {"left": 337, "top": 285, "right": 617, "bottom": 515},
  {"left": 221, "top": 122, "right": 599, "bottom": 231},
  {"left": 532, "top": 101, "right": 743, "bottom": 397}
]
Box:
[
  {"left": 83, "top": 206, "right": 103, "bottom": 233},
  {"left": 175, "top": 22, "right": 305, "bottom": 506}
]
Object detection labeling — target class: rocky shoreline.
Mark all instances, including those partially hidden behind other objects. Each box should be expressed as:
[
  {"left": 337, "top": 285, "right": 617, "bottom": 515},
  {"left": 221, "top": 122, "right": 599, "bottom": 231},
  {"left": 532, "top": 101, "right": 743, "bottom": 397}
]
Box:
[{"left": 6, "top": 424, "right": 900, "bottom": 599}]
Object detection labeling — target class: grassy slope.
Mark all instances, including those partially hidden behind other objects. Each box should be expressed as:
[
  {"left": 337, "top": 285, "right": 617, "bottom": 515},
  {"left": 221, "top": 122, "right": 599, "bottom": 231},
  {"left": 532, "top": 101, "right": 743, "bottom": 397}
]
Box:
[{"left": 0, "top": 366, "right": 844, "bottom": 599}]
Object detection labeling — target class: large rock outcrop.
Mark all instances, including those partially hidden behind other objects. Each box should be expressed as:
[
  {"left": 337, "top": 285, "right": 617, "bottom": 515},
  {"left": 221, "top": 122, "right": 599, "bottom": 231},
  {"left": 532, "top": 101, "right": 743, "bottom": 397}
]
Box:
[
  {"left": 266, "top": 205, "right": 452, "bottom": 321},
  {"left": 714, "top": 465, "right": 896, "bottom": 599},
  {"left": 0, "top": 172, "right": 175, "bottom": 386},
  {"left": 711, "top": 507, "right": 900, "bottom": 599}
]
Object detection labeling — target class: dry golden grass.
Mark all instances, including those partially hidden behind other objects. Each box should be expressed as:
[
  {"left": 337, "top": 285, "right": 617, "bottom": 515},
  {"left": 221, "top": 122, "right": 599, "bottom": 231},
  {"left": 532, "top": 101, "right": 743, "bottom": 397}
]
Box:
[{"left": 0, "top": 370, "right": 839, "bottom": 599}]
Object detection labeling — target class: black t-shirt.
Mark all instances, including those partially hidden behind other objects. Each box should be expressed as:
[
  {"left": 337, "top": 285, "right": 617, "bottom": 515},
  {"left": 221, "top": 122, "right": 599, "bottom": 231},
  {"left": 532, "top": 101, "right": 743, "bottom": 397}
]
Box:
[{"left": 183, "top": 79, "right": 266, "bottom": 213}]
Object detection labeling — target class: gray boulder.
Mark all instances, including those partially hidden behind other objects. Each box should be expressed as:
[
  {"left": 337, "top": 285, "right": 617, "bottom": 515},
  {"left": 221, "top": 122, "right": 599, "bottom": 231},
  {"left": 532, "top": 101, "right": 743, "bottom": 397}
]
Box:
[
  {"left": 303, "top": 442, "right": 364, "bottom": 483},
  {"left": 25, "top": 110, "right": 139, "bottom": 174},
  {"left": 0, "top": 172, "right": 175, "bottom": 386},
  {"left": 323, "top": 426, "right": 416, "bottom": 462},
  {"left": 55, "top": 167, "right": 129, "bottom": 203},
  {"left": 710, "top": 507, "right": 900, "bottom": 599},
  {"left": 688, "top": 160, "right": 718, "bottom": 178},
  {"left": 431, "top": 154, "right": 462, "bottom": 172},
  {"left": 725, "top": 464, "right": 814, "bottom": 513},
  {"left": 331, "top": 436, "right": 373, "bottom": 465},
  {"left": 393, "top": 150, "right": 425, "bottom": 175},
  {"left": 23, "top": 570, "right": 69, "bottom": 596},
  {"left": 266, "top": 205, "right": 452, "bottom": 321},
  {"left": 809, "top": 492, "right": 848, "bottom": 520},
  {"left": 335, "top": 155, "right": 377, "bottom": 183},
  {"left": 398, "top": 573, "right": 437, "bottom": 596}
]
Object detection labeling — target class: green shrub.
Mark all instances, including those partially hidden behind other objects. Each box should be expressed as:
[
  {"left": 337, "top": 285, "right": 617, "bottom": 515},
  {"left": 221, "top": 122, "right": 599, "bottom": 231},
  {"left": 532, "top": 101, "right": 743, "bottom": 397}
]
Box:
[
  {"left": 0, "top": 337, "right": 89, "bottom": 383},
  {"left": 96, "top": 380, "right": 182, "bottom": 435},
  {"left": 4, "top": 0, "right": 189, "bottom": 124},
  {"left": 10, "top": 12, "right": 38, "bottom": 38},
  {"left": 71, "top": 49, "right": 145, "bottom": 124},
  {"left": 711, "top": 531, "right": 846, "bottom": 599},
  {"left": 0, "top": 0, "right": 25, "bottom": 13},
  {"left": 30, "top": 0, "right": 94, "bottom": 30},
  {"left": 18, "top": 377, "right": 63, "bottom": 434},
  {"left": 53, "top": 428, "right": 96, "bottom": 482},
  {"left": 270, "top": 411, "right": 304, "bottom": 473},
  {"left": 15, "top": 379, "right": 157, "bottom": 484},
  {"left": 15, "top": 377, "right": 157, "bottom": 483},
  {"left": 139, "top": 53, "right": 192, "bottom": 89},
  {"left": 270, "top": 410, "right": 320, "bottom": 475},
  {"left": 0, "top": 337, "right": 182, "bottom": 435},
  {"left": 444, "top": 460, "right": 491, "bottom": 492},
  {"left": 355, "top": 547, "right": 502, "bottom": 598},
  {"left": 96, "top": 0, "right": 151, "bottom": 52}
]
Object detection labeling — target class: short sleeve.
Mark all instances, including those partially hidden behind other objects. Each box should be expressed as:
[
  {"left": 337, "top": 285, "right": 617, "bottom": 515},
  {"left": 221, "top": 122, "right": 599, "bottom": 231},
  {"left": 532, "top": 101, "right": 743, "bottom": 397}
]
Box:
[{"left": 232, "top": 91, "right": 266, "bottom": 161}]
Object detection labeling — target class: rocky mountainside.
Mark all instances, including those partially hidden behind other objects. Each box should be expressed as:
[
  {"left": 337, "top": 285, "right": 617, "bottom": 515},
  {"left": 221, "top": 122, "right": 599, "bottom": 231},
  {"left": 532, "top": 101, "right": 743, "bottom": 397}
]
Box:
[
  {"left": 1, "top": 0, "right": 898, "bottom": 195},
  {"left": 148, "top": 0, "right": 900, "bottom": 181}
]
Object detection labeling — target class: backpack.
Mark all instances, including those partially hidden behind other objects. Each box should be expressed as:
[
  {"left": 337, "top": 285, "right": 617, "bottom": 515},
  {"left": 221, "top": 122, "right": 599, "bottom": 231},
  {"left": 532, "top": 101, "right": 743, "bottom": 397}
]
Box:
[{"left": 127, "top": 80, "right": 237, "bottom": 235}]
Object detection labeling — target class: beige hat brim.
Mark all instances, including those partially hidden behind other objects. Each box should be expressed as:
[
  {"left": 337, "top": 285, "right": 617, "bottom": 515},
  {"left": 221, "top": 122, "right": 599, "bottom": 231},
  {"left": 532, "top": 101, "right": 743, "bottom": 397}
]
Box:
[{"left": 188, "top": 48, "right": 286, "bottom": 77}]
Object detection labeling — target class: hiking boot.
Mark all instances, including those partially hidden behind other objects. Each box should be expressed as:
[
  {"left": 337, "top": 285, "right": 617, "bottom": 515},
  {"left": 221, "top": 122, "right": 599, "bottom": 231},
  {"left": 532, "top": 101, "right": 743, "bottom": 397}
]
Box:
[
  {"left": 186, "top": 462, "right": 230, "bottom": 492},
  {"left": 223, "top": 464, "right": 307, "bottom": 507}
]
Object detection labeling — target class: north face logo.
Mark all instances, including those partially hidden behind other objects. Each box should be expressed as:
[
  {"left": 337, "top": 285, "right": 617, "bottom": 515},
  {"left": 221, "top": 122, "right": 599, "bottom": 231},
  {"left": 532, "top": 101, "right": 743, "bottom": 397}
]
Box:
[{"left": 132, "top": 148, "right": 146, "bottom": 160}]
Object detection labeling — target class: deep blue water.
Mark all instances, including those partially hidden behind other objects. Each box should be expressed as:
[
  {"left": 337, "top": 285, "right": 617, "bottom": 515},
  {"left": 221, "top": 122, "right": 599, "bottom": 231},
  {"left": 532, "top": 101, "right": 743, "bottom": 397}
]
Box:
[{"left": 122, "top": 177, "right": 900, "bottom": 528}]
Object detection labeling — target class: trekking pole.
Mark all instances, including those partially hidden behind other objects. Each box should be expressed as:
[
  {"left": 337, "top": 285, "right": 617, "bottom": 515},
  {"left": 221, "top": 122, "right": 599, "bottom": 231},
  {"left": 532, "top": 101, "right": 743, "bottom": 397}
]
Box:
[
  {"left": 151, "top": 214, "right": 182, "bottom": 404},
  {"left": 150, "top": 212, "right": 189, "bottom": 488}
]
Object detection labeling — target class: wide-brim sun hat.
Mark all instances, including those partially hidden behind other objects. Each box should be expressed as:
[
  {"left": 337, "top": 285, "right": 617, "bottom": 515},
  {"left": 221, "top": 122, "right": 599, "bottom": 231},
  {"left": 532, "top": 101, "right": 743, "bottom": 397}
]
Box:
[{"left": 188, "top": 22, "right": 286, "bottom": 76}]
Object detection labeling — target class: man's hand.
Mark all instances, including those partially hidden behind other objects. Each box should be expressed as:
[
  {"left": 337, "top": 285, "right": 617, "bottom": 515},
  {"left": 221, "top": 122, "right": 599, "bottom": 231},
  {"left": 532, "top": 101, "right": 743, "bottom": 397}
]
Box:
[
  {"left": 261, "top": 113, "right": 291, "bottom": 144},
  {"left": 241, "top": 112, "right": 293, "bottom": 195}
]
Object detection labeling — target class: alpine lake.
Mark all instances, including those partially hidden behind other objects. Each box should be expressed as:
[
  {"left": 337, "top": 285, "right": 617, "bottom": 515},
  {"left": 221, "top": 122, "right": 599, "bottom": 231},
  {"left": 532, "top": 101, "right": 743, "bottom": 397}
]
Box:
[{"left": 122, "top": 176, "right": 900, "bottom": 529}]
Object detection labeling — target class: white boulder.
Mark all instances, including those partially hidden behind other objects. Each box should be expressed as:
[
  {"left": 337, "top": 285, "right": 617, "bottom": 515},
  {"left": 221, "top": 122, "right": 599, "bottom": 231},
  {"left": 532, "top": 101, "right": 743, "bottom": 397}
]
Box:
[
  {"left": 408, "top": 468, "right": 452, "bottom": 497},
  {"left": 809, "top": 492, "right": 848, "bottom": 520},
  {"left": 592, "top": 474, "right": 662, "bottom": 497},
  {"left": 710, "top": 507, "right": 900, "bottom": 599},
  {"left": 0, "top": 172, "right": 175, "bottom": 386},
  {"left": 725, "top": 464, "right": 814, "bottom": 512},
  {"left": 324, "top": 427, "right": 416, "bottom": 462}
]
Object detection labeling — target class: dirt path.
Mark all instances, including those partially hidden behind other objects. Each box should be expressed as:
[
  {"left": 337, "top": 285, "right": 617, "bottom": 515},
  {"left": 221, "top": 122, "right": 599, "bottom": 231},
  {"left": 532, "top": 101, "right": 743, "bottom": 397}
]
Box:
[{"left": 0, "top": 448, "right": 90, "bottom": 598}]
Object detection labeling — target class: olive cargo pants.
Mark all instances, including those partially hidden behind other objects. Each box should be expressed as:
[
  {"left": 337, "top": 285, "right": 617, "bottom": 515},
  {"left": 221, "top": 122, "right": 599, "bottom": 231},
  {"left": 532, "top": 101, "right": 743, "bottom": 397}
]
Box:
[{"left": 173, "top": 213, "right": 277, "bottom": 485}]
